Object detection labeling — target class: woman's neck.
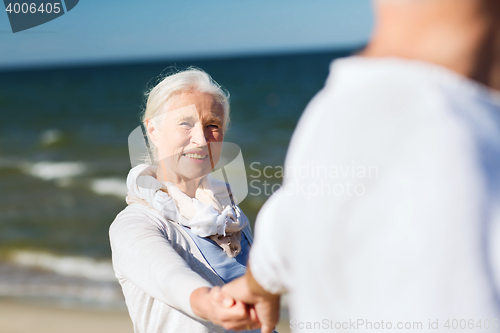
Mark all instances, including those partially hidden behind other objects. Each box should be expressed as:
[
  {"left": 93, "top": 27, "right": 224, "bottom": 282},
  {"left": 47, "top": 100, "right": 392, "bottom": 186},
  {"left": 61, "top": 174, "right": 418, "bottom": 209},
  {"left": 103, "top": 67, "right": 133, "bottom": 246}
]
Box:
[
  {"left": 156, "top": 162, "right": 202, "bottom": 198},
  {"left": 362, "top": 0, "right": 500, "bottom": 91}
]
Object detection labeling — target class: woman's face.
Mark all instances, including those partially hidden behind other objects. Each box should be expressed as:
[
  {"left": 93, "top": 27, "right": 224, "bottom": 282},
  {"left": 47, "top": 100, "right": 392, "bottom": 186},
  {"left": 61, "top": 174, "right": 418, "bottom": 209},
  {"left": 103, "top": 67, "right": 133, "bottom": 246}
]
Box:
[{"left": 147, "top": 91, "right": 225, "bottom": 185}]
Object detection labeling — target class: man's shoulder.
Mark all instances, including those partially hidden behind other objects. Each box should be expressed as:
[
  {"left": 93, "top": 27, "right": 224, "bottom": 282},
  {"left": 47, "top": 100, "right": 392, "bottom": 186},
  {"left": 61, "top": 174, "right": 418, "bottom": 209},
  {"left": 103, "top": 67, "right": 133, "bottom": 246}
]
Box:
[
  {"left": 296, "top": 56, "right": 461, "bottom": 140},
  {"left": 286, "top": 57, "right": 470, "bottom": 169},
  {"left": 324, "top": 56, "right": 447, "bottom": 106}
]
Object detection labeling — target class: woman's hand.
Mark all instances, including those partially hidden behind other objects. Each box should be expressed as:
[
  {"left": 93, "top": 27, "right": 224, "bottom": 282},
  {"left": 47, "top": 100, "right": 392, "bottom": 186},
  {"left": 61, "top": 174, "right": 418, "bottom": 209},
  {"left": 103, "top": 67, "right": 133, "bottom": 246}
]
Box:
[
  {"left": 221, "top": 269, "right": 281, "bottom": 333},
  {"left": 190, "top": 286, "right": 260, "bottom": 331}
]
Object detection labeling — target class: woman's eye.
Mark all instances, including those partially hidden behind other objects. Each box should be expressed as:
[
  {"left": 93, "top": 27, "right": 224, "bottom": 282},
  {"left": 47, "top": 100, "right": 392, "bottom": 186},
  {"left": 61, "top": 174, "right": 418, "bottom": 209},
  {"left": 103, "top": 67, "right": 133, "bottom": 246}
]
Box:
[
  {"left": 207, "top": 124, "right": 219, "bottom": 129},
  {"left": 180, "top": 122, "right": 193, "bottom": 127}
]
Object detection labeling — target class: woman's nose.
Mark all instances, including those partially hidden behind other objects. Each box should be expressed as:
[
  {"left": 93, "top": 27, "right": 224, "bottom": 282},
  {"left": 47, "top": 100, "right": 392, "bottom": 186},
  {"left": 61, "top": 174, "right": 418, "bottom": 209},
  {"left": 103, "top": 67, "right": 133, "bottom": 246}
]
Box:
[{"left": 191, "top": 123, "right": 208, "bottom": 146}]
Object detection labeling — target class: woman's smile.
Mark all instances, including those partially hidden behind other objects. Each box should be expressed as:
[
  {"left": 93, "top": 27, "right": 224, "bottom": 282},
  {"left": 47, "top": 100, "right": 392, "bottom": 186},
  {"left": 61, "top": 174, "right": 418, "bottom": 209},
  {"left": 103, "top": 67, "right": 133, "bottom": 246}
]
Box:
[
  {"left": 183, "top": 153, "right": 208, "bottom": 160},
  {"left": 182, "top": 151, "right": 210, "bottom": 164}
]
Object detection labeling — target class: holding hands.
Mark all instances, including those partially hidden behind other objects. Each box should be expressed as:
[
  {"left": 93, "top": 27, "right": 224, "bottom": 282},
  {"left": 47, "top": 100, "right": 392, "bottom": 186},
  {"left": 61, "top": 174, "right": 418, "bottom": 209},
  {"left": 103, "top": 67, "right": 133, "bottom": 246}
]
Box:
[
  {"left": 191, "top": 266, "right": 281, "bottom": 333},
  {"left": 191, "top": 285, "right": 260, "bottom": 331}
]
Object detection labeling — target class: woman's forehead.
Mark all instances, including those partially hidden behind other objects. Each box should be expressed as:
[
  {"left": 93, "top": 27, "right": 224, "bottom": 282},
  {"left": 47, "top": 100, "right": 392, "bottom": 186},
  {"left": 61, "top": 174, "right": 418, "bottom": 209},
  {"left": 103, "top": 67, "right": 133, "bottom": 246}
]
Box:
[
  {"left": 166, "top": 91, "right": 224, "bottom": 122},
  {"left": 168, "top": 91, "right": 221, "bottom": 110},
  {"left": 157, "top": 103, "right": 223, "bottom": 125}
]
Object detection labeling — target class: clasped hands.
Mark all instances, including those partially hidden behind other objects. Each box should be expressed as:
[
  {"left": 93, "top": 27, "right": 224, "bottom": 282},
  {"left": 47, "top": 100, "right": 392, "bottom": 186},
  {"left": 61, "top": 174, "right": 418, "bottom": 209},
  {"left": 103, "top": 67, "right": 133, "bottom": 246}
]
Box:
[{"left": 191, "top": 272, "right": 280, "bottom": 333}]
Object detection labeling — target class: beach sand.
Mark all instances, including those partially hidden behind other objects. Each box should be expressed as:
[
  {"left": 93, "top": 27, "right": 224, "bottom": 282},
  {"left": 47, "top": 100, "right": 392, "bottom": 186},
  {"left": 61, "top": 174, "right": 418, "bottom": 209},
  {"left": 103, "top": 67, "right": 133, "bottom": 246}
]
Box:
[
  {"left": 0, "top": 299, "right": 291, "bottom": 333},
  {"left": 0, "top": 300, "right": 134, "bottom": 333}
]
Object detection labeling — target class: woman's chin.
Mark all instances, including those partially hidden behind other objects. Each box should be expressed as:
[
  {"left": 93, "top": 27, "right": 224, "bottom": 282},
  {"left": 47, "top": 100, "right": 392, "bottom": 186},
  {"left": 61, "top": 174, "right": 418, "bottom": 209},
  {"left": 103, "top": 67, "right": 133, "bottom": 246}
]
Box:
[{"left": 179, "top": 159, "right": 213, "bottom": 180}]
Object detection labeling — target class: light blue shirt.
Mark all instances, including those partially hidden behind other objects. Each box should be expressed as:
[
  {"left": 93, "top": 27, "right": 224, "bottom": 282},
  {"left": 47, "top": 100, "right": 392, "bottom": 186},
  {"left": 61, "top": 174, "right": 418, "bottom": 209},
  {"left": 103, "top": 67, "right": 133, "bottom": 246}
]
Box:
[{"left": 183, "top": 226, "right": 250, "bottom": 283}]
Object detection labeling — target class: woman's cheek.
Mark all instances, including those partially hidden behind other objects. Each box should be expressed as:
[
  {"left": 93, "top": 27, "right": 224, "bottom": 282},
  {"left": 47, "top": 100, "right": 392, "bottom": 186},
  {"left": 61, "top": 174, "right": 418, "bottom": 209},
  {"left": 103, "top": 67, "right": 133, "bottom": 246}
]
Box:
[{"left": 209, "top": 131, "right": 223, "bottom": 142}]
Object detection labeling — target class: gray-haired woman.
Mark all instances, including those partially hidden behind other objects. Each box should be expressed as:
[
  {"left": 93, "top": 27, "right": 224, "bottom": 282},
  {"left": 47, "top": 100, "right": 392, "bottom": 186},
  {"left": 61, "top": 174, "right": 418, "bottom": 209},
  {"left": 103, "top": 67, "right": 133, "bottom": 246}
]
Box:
[{"left": 110, "top": 68, "right": 261, "bottom": 333}]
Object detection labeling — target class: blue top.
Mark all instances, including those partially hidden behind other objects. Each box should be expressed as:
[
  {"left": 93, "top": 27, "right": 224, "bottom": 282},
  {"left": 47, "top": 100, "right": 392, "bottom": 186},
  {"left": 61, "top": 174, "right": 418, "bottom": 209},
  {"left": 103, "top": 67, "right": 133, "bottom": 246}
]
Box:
[{"left": 182, "top": 226, "right": 250, "bottom": 283}]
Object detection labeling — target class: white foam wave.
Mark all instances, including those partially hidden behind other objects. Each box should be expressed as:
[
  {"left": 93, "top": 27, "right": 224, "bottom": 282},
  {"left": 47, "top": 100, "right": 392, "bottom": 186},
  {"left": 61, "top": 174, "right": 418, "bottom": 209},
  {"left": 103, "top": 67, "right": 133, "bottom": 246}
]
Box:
[
  {"left": 0, "top": 282, "right": 124, "bottom": 305},
  {"left": 24, "top": 161, "right": 87, "bottom": 181},
  {"left": 90, "top": 178, "right": 127, "bottom": 198},
  {"left": 40, "top": 129, "right": 63, "bottom": 146},
  {"left": 9, "top": 250, "right": 116, "bottom": 282}
]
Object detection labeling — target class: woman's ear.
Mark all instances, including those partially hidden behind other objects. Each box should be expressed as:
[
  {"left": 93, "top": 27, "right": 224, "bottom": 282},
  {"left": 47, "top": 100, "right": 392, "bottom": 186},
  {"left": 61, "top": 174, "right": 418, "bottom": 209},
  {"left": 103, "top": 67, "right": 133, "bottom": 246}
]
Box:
[{"left": 145, "top": 120, "right": 158, "bottom": 147}]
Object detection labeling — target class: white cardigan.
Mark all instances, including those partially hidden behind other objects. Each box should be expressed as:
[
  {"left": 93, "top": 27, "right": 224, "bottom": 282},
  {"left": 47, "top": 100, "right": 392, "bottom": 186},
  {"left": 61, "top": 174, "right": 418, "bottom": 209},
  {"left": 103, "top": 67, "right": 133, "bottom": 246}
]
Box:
[{"left": 110, "top": 200, "right": 255, "bottom": 333}]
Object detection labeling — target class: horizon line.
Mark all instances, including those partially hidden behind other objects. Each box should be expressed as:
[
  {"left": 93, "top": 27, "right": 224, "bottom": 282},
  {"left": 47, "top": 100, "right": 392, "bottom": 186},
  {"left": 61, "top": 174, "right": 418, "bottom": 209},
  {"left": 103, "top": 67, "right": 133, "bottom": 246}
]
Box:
[{"left": 0, "top": 43, "right": 366, "bottom": 73}]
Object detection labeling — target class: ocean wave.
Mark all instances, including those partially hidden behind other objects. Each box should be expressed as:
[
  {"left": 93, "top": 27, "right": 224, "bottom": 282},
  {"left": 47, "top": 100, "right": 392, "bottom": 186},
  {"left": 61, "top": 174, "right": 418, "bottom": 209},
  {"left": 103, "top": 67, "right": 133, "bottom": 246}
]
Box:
[
  {"left": 8, "top": 250, "right": 116, "bottom": 282},
  {"left": 0, "top": 260, "right": 124, "bottom": 308},
  {"left": 0, "top": 251, "right": 124, "bottom": 307},
  {"left": 90, "top": 178, "right": 127, "bottom": 198},
  {"left": 0, "top": 157, "right": 24, "bottom": 168},
  {"left": 23, "top": 161, "right": 87, "bottom": 181},
  {"left": 0, "top": 158, "right": 129, "bottom": 199},
  {"left": 39, "top": 129, "right": 64, "bottom": 146}
]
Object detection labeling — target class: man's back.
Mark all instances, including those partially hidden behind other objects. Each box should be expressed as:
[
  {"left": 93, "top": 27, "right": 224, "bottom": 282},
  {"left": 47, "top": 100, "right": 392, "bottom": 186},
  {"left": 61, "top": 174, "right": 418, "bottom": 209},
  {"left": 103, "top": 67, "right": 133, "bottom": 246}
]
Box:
[
  {"left": 221, "top": 2, "right": 500, "bottom": 332},
  {"left": 249, "top": 56, "right": 500, "bottom": 330}
]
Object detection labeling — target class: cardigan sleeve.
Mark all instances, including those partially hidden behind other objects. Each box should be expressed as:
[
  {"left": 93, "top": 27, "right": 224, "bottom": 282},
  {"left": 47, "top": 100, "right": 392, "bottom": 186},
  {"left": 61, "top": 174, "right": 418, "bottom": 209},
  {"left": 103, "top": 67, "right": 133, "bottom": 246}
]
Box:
[{"left": 109, "top": 206, "right": 212, "bottom": 320}]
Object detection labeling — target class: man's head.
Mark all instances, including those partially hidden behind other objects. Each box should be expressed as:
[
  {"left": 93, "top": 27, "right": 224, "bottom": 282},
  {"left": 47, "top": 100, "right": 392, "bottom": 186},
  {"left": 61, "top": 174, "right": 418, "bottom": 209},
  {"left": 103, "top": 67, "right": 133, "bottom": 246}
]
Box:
[{"left": 365, "top": 0, "right": 500, "bottom": 89}]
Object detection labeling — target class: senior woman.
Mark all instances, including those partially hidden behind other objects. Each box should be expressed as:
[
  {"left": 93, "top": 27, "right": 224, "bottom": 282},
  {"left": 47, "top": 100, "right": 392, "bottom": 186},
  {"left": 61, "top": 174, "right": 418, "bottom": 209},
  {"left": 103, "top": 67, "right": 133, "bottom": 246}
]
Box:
[{"left": 109, "top": 68, "right": 261, "bottom": 333}]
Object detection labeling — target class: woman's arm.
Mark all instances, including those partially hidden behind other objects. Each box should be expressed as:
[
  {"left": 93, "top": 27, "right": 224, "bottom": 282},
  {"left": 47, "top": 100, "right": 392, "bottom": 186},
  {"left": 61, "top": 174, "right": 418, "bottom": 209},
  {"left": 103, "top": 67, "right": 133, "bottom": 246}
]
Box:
[
  {"left": 110, "top": 208, "right": 211, "bottom": 319},
  {"left": 110, "top": 208, "right": 259, "bottom": 329}
]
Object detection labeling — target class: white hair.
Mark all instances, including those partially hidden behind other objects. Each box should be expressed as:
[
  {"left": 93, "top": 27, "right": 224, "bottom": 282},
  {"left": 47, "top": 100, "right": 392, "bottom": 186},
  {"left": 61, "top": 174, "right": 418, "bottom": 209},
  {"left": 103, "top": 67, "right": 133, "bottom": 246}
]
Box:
[{"left": 142, "top": 67, "right": 230, "bottom": 130}]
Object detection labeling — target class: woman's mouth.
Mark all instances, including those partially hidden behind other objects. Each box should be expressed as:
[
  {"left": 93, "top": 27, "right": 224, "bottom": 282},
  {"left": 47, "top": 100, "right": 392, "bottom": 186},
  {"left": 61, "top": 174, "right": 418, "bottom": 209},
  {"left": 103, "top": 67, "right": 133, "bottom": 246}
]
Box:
[{"left": 182, "top": 153, "right": 208, "bottom": 160}]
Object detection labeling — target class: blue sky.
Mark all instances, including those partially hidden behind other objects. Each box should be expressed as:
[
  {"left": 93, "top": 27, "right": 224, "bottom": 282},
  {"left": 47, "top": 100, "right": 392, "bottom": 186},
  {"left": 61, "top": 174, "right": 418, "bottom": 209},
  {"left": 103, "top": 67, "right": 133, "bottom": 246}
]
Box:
[{"left": 0, "top": 0, "right": 374, "bottom": 70}]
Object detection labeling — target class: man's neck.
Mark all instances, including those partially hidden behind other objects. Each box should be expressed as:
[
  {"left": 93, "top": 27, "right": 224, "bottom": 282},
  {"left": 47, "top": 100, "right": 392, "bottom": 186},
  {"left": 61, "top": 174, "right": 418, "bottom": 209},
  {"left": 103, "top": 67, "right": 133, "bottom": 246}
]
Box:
[{"left": 362, "top": 0, "right": 500, "bottom": 91}]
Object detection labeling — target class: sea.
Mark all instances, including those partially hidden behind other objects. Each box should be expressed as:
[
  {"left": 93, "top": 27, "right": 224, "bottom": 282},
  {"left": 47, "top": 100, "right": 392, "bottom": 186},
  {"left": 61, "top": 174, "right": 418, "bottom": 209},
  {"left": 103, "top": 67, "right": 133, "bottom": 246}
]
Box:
[{"left": 0, "top": 48, "right": 357, "bottom": 308}]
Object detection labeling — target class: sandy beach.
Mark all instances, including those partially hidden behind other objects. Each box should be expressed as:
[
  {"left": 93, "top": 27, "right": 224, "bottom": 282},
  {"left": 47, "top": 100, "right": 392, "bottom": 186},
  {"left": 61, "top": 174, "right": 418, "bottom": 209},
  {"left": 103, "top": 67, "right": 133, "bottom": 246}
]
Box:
[
  {"left": 0, "top": 299, "right": 291, "bottom": 333},
  {"left": 0, "top": 300, "right": 134, "bottom": 333}
]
